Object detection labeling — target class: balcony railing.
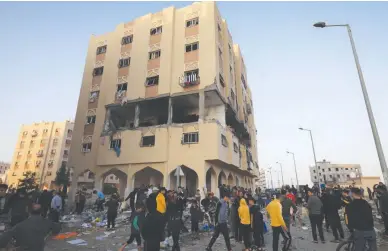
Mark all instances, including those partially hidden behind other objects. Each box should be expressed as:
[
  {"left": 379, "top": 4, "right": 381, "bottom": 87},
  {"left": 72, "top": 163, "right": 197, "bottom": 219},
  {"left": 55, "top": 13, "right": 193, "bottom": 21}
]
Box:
[
  {"left": 36, "top": 152, "right": 43, "bottom": 157},
  {"left": 115, "top": 90, "right": 127, "bottom": 104},
  {"left": 179, "top": 74, "right": 200, "bottom": 88}
]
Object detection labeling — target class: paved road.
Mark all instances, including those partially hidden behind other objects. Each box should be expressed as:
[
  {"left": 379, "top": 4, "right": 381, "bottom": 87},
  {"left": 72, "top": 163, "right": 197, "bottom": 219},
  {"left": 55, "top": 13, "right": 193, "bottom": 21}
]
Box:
[
  {"left": 45, "top": 204, "right": 388, "bottom": 251},
  {"left": 45, "top": 221, "right": 384, "bottom": 251}
]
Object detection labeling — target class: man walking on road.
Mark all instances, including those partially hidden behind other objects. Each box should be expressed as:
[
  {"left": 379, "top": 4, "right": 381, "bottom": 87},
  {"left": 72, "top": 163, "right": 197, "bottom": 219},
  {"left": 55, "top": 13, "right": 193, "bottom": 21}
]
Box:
[
  {"left": 266, "top": 193, "right": 290, "bottom": 251},
  {"left": 307, "top": 189, "right": 325, "bottom": 244},
  {"left": 280, "top": 190, "right": 297, "bottom": 237},
  {"left": 205, "top": 189, "right": 232, "bottom": 251}
]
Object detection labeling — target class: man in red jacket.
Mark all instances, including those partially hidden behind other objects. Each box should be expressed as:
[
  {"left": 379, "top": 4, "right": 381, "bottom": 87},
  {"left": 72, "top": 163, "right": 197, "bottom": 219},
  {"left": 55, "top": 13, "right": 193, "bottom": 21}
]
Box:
[{"left": 286, "top": 189, "right": 296, "bottom": 204}]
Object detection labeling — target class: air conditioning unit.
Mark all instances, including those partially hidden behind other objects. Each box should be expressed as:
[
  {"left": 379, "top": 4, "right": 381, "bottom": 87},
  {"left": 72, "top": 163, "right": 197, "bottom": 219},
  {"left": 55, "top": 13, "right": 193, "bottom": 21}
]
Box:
[{"left": 82, "top": 148, "right": 91, "bottom": 153}]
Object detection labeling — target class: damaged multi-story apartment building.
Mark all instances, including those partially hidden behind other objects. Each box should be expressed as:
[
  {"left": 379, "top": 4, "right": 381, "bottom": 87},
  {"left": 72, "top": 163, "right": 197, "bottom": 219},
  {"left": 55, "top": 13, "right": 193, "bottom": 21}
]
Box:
[{"left": 68, "top": 1, "right": 259, "bottom": 198}]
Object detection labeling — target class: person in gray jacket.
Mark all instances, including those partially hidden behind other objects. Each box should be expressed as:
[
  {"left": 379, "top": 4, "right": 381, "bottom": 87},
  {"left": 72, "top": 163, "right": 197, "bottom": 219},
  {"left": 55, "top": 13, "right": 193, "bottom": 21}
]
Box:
[
  {"left": 206, "top": 189, "right": 232, "bottom": 251},
  {"left": 307, "top": 190, "right": 325, "bottom": 243}
]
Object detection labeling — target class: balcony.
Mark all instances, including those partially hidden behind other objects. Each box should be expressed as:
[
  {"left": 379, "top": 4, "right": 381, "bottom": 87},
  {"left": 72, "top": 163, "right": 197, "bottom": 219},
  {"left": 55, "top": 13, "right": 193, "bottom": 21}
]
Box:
[
  {"left": 115, "top": 90, "right": 127, "bottom": 104},
  {"left": 36, "top": 152, "right": 43, "bottom": 157},
  {"left": 179, "top": 74, "right": 200, "bottom": 88}
]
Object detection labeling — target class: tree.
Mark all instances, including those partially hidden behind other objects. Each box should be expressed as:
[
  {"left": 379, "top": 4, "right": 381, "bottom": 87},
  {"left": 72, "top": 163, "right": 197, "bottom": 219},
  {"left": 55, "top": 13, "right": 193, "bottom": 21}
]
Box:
[
  {"left": 55, "top": 162, "right": 70, "bottom": 195},
  {"left": 18, "top": 171, "right": 38, "bottom": 192}
]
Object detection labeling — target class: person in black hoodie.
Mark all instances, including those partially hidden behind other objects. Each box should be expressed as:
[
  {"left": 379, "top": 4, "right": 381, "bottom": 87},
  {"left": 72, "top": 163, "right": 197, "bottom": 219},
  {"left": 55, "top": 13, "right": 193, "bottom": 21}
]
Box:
[
  {"left": 120, "top": 205, "right": 145, "bottom": 251},
  {"left": 105, "top": 194, "right": 119, "bottom": 230},
  {"left": 142, "top": 192, "right": 164, "bottom": 251},
  {"left": 248, "top": 197, "right": 264, "bottom": 250},
  {"left": 38, "top": 189, "right": 52, "bottom": 218},
  {"left": 9, "top": 188, "right": 30, "bottom": 226},
  {"left": 167, "top": 192, "right": 182, "bottom": 251},
  {"left": 325, "top": 191, "right": 344, "bottom": 243},
  {"left": 190, "top": 199, "right": 201, "bottom": 240},
  {"left": 125, "top": 188, "right": 138, "bottom": 212}
]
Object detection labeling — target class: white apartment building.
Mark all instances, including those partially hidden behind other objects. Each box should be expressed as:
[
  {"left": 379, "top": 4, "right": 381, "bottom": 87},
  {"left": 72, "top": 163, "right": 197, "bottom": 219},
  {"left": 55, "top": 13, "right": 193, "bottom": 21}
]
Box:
[{"left": 309, "top": 159, "right": 362, "bottom": 184}]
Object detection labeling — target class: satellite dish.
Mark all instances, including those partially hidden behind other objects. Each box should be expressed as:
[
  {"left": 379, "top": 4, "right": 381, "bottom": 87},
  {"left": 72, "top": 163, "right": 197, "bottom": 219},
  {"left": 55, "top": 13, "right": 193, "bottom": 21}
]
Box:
[{"left": 349, "top": 172, "right": 356, "bottom": 179}]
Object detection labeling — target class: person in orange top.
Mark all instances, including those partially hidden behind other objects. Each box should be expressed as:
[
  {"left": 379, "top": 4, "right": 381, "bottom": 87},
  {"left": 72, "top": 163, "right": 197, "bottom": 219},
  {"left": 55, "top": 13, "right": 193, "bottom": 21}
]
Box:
[{"left": 238, "top": 198, "right": 251, "bottom": 251}]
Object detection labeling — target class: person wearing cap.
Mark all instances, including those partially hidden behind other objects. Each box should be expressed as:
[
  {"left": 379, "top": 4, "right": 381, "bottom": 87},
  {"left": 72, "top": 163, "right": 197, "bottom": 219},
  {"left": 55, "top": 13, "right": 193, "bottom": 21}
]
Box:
[{"left": 205, "top": 189, "right": 232, "bottom": 251}]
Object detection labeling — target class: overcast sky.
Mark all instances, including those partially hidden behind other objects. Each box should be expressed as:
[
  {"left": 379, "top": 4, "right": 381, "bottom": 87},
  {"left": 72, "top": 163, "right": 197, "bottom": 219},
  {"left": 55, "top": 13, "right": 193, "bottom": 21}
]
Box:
[{"left": 1, "top": 1, "right": 387, "bottom": 186}]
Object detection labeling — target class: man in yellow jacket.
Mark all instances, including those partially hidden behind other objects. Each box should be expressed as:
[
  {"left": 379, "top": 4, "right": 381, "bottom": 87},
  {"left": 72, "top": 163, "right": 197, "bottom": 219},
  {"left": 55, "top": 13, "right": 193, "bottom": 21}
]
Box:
[
  {"left": 266, "top": 194, "right": 290, "bottom": 251},
  {"left": 238, "top": 198, "right": 251, "bottom": 251},
  {"left": 155, "top": 187, "right": 167, "bottom": 248},
  {"left": 156, "top": 190, "right": 166, "bottom": 214}
]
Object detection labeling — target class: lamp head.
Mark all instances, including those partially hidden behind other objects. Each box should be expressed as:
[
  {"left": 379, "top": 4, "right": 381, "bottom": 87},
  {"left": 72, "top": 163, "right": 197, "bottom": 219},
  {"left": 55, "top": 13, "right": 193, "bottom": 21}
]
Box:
[{"left": 313, "top": 22, "right": 326, "bottom": 28}]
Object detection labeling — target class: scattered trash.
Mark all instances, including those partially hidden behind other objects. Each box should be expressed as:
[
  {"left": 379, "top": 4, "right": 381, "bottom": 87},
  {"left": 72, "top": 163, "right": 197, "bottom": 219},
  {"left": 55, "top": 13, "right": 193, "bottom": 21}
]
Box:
[
  {"left": 53, "top": 232, "right": 78, "bottom": 240},
  {"left": 96, "top": 236, "right": 106, "bottom": 241},
  {"left": 67, "top": 239, "right": 87, "bottom": 245}
]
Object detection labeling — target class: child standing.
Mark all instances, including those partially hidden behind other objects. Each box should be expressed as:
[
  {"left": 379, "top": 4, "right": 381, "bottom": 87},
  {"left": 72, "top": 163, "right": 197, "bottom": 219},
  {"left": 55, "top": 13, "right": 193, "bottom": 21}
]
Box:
[
  {"left": 105, "top": 194, "right": 119, "bottom": 230},
  {"left": 120, "top": 205, "right": 145, "bottom": 251},
  {"left": 190, "top": 200, "right": 201, "bottom": 240}
]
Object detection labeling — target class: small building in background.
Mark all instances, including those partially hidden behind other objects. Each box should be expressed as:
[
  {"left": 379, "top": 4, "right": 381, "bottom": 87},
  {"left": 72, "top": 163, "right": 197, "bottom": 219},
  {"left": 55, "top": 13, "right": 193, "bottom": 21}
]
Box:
[
  {"left": 309, "top": 159, "right": 362, "bottom": 185},
  {"left": 0, "top": 161, "right": 10, "bottom": 184},
  {"left": 7, "top": 120, "right": 74, "bottom": 189}
]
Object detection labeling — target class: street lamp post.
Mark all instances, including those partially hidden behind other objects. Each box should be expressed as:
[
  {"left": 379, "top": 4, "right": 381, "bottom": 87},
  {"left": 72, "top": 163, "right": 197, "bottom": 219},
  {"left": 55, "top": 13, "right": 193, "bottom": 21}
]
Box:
[
  {"left": 286, "top": 151, "right": 300, "bottom": 189},
  {"left": 276, "top": 161, "right": 284, "bottom": 187},
  {"left": 313, "top": 21, "right": 388, "bottom": 185},
  {"left": 267, "top": 167, "right": 274, "bottom": 190},
  {"left": 299, "top": 127, "right": 320, "bottom": 189}
]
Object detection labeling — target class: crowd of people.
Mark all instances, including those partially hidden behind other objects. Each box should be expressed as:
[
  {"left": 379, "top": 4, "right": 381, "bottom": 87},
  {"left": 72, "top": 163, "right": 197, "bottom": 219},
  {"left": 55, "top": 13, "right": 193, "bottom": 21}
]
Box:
[{"left": 0, "top": 180, "right": 387, "bottom": 251}]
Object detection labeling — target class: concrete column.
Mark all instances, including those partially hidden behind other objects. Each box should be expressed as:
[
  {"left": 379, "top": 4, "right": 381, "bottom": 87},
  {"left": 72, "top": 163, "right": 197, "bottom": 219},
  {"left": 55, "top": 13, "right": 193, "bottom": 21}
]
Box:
[
  {"left": 67, "top": 172, "right": 79, "bottom": 208},
  {"left": 198, "top": 90, "right": 205, "bottom": 122},
  {"left": 134, "top": 104, "right": 140, "bottom": 128},
  {"left": 167, "top": 97, "right": 173, "bottom": 124},
  {"left": 94, "top": 175, "right": 103, "bottom": 191},
  {"left": 197, "top": 169, "right": 206, "bottom": 202}
]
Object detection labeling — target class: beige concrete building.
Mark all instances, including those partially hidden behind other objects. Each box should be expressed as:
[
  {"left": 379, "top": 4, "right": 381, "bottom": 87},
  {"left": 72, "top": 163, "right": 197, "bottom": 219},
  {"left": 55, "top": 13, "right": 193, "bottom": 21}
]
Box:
[
  {"left": 0, "top": 161, "right": 10, "bottom": 184},
  {"left": 69, "top": 2, "right": 259, "bottom": 198},
  {"left": 309, "top": 159, "right": 362, "bottom": 185},
  {"left": 8, "top": 121, "right": 74, "bottom": 189}
]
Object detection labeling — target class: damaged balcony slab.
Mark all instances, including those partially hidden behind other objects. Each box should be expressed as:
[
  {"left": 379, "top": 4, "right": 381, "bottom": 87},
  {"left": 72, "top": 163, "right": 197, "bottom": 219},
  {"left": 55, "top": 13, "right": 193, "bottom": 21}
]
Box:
[
  {"left": 225, "top": 105, "right": 251, "bottom": 145},
  {"left": 102, "top": 97, "right": 170, "bottom": 136},
  {"left": 172, "top": 93, "right": 200, "bottom": 124}
]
